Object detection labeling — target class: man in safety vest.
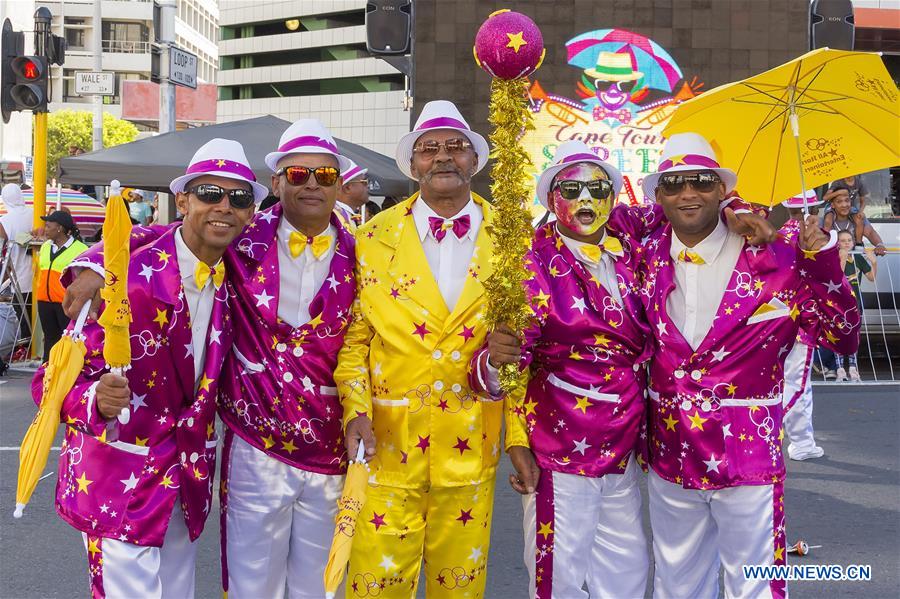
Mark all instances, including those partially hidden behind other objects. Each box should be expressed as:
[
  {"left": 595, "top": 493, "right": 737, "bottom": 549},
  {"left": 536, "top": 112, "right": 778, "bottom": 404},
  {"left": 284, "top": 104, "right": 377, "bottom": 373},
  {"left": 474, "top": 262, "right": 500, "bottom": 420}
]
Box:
[{"left": 36, "top": 210, "right": 87, "bottom": 362}]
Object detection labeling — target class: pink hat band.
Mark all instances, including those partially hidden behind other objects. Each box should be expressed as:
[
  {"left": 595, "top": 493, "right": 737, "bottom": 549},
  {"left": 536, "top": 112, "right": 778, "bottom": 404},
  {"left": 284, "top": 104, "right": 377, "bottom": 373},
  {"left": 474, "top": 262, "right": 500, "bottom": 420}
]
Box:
[
  {"left": 417, "top": 116, "right": 468, "bottom": 131},
  {"left": 343, "top": 166, "right": 365, "bottom": 181},
  {"left": 277, "top": 135, "right": 339, "bottom": 154},
  {"left": 560, "top": 152, "right": 602, "bottom": 165},
  {"left": 186, "top": 158, "right": 256, "bottom": 181},
  {"left": 657, "top": 153, "right": 720, "bottom": 172}
]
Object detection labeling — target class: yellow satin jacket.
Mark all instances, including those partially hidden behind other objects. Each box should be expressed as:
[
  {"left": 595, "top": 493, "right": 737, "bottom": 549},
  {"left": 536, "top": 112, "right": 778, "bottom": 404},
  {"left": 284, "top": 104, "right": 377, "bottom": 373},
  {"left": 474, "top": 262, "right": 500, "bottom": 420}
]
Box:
[{"left": 335, "top": 192, "right": 502, "bottom": 489}]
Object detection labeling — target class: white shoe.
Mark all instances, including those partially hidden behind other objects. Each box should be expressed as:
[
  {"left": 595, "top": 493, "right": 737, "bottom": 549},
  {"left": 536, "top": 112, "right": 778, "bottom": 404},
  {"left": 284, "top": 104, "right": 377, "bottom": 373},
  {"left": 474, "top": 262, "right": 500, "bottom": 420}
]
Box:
[
  {"left": 789, "top": 445, "right": 825, "bottom": 461},
  {"left": 848, "top": 366, "right": 861, "bottom": 382},
  {"left": 835, "top": 367, "right": 847, "bottom": 382}
]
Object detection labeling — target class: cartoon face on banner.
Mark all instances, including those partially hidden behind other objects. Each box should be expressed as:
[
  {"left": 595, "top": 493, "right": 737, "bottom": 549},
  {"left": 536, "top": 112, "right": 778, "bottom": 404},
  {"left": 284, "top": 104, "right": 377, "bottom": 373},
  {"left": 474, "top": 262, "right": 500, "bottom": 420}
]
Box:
[{"left": 522, "top": 28, "right": 705, "bottom": 216}]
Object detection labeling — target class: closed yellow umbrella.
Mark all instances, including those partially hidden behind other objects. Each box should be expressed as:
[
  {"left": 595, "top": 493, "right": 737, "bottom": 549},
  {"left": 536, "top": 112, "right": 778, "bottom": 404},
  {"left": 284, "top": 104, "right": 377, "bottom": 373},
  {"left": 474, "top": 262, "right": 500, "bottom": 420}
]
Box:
[
  {"left": 98, "top": 183, "right": 133, "bottom": 429},
  {"left": 323, "top": 442, "right": 370, "bottom": 598},
  {"left": 663, "top": 48, "right": 900, "bottom": 206},
  {"left": 14, "top": 304, "right": 91, "bottom": 517}
]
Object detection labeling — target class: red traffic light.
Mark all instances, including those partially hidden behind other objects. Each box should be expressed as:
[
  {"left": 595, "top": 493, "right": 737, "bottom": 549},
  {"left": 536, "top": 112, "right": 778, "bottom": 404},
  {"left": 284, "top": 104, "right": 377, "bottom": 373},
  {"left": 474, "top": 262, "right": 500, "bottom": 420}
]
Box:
[{"left": 21, "top": 58, "right": 38, "bottom": 80}]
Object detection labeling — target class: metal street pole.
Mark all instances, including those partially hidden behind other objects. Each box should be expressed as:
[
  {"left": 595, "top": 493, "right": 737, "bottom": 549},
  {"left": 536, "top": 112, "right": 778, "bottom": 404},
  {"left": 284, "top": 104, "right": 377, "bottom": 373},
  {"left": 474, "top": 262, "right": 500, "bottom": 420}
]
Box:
[
  {"left": 92, "top": 0, "right": 102, "bottom": 152},
  {"left": 157, "top": 0, "right": 176, "bottom": 223}
]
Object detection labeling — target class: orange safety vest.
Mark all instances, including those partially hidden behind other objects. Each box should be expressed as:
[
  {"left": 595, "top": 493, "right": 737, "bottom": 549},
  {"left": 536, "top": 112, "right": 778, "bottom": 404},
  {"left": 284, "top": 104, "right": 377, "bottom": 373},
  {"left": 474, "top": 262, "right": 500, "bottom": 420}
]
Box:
[{"left": 36, "top": 239, "right": 88, "bottom": 303}]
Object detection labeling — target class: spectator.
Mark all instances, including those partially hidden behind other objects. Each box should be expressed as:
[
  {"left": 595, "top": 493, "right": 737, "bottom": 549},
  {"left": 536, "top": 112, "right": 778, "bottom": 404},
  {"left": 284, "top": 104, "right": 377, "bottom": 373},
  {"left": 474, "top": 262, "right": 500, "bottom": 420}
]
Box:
[
  {"left": 823, "top": 188, "right": 887, "bottom": 255},
  {"left": 35, "top": 211, "right": 88, "bottom": 362},
  {"left": 0, "top": 183, "right": 35, "bottom": 336},
  {"left": 835, "top": 230, "right": 876, "bottom": 382},
  {"left": 824, "top": 175, "right": 869, "bottom": 214},
  {"left": 363, "top": 199, "right": 382, "bottom": 220},
  {"left": 128, "top": 189, "right": 154, "bottom": 225}
]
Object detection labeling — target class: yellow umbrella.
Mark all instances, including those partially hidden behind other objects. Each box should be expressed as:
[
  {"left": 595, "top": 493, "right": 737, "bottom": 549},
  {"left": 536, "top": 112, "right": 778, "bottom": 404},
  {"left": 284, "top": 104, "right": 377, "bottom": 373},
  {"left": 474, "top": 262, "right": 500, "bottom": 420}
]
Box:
[
  {"left": 663, "top": 48, "right": 900, "bottom": 206},
  {"left": 14, "top": 304, "right": 91, "bottom": 517},
  {"left": 323, "top": 442, "right": 370, "bottom": 598},
  {"left": 97, "top": 183, "right": 133, "bottom": 428}
]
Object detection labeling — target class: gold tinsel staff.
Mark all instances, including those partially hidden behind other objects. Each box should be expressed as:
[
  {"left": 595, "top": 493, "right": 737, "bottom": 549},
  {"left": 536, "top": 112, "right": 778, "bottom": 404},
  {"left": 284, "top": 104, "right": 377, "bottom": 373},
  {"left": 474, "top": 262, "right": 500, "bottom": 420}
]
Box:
[{"left": 473, "top": 10, "right": 545, "bottom": 391}]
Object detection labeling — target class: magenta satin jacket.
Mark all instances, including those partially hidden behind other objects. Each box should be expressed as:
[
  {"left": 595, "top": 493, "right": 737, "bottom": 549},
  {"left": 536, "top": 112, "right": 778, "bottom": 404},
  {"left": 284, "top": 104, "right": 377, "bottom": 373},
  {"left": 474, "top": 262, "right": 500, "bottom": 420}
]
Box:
[
  {"left": 65, "top": 205, "right": 357, "bottom": 475},
  {"left": 34, "top": 227, "right": 232, "bottom": 546},
  {"left": 217, "top": 205, "right": 356, "bottom": 474},
  {"left": 469, "top": 204, "right": 672, "bottom": 478},
  {"left": 640, "top": 225, "right": 859, "bottom": 490}
]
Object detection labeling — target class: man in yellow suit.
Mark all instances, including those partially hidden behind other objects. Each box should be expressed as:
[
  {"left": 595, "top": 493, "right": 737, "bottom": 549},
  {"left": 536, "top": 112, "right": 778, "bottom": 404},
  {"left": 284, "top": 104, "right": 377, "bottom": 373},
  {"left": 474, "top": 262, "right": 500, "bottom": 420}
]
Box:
[{"left": 335, "top": 100, "right": 499, "bottom": 598}]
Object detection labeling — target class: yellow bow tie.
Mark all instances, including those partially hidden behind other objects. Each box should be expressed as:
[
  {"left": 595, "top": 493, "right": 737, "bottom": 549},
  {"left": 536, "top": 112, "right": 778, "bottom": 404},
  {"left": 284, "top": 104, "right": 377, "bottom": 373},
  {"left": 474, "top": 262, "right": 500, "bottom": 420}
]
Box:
[
  {"left": 289, "top": 231, "right": 332, "bottom": 259},
  {"left": 194, "top": 262, "right": 225, "bottom": 290},
  {"left": 677, "top": 249, "right": 706, "bottom": 264},
  {"left": 577, "top": 237, "right": 624, "bottom": 264}
]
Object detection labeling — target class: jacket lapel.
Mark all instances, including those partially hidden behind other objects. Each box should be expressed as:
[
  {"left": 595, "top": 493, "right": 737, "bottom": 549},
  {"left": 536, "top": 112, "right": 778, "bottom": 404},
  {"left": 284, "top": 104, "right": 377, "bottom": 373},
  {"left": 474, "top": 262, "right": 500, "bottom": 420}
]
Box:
[
  {"left": 650, "top": 229, "right": 695, "bottom": 356},
  {"left": 230, "top": 204, "right": 282, "bottom": 327},
  {"left": 148, "top": 229, "right": 195, "bottom": 401},
  {"left": 443, "top": 194, "right": 494, "bottom": 336},
  {"left": 384, "top": 194, "right": 450, "bottom": 322}
]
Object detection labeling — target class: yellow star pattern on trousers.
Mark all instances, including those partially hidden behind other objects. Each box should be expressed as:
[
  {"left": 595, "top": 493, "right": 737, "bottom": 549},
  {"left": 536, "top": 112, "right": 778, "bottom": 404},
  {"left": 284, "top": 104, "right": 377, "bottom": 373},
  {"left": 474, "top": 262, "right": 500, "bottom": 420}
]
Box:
[
  {"left": 774, "top": 545, "right": 785, "bottom": 561},
  {"left": 523, "top": 399, "right": 537, "bottom": 416},
  {"left": 262, "top": 434, "right": 275, "bottom": 449},
  {"left": 506, "top": 31, "right": 528, "bottom": 52},
  {"left": 688, "top": 411, "right": 709, "bottom": 431},
  {"left": 87, "top": 538, "right": 101, "bottom": 558},
  {"left": 75, "top": 472, "right": 93, "bottom": 494},
  {"left": 574, "top": 396, "right": 593, "bottom": 414},
  {"left": 537, "top": 521, "right": 554, "bottom": 539}
]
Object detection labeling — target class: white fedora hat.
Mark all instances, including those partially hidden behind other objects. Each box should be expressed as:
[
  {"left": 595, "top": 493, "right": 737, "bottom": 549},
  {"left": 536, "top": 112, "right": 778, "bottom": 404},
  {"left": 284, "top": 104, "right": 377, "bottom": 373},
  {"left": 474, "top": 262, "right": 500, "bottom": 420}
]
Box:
[
  {"left": 535, "top": 140, "right": 624, "bottom": 209},
  {"left": 395, "top": 100, "right": 489, "bottom": 180},
  {"left": 341, "top": 159, "right": 368, "bottom": 184},
  {"left": 642, "top": 133, "right": 737, "bottom": 200},
  {"left": 265, "top": 118, "right": 352, "bottom": 173},
  {"left": 170, "top": 138, "right": 269, "bottom": 202},
  {"left": 782, "top": 189, "right": 822, "bottom": 209}
]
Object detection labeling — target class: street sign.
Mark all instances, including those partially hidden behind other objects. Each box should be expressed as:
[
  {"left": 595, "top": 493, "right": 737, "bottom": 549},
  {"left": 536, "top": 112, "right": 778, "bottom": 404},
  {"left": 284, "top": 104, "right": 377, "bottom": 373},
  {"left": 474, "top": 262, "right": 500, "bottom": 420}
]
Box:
[
  {"left": 168, "top": 46, "right": 197, "bottom": 89},
  {"left": 74, "top": 71, "right": 114, "bottom": 95}
]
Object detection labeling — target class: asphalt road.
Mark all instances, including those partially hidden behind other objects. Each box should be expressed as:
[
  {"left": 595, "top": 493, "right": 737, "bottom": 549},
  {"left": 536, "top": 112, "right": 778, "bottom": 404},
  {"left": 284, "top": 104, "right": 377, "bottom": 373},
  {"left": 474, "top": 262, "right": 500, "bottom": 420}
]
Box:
[{"left": 1, "top": 372, "right": 897, "bottom": 598}]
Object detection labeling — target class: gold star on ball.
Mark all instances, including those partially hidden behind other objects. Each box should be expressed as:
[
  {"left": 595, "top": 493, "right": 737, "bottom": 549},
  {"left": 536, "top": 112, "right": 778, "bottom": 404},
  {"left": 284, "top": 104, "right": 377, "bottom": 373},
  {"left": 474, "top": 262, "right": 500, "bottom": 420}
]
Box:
[{"left": 506, "top": 31, "right": 528, "bottom": 53}]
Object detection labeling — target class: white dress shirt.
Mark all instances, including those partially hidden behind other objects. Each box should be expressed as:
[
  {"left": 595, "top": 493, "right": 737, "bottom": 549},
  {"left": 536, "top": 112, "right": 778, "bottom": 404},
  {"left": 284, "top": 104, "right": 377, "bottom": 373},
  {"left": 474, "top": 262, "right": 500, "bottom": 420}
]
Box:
[
  {"left": 276, "top": 217, "right": 335, "bottom": 327},
  {"left": 174, "top": 228, "right": 218, "bottom": 384},
  {"left": 411, "top": 196, "right": 482, "bottom": 311},
  {"left": 558, "top": 226, "right": 623, "bottom": 305},
  {"left": 667, "top": 220, "right": 744, "bottom": 350}
]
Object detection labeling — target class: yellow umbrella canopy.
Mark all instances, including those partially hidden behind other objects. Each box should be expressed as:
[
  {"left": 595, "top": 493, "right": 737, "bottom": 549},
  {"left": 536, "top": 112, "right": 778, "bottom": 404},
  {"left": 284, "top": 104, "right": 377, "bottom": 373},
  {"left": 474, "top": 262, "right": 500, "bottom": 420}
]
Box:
[
  {"left": 98, "top": 190, "right": 133, "bottom": 371},
  {"left": 14, "top": 305, "right": 91, "bottom": 517},
  {"left": 663, "top": 48, "right": 900, "bottom": 206},
  {"left": 323, "top": 443, "right": 370, "bottom": 598}
]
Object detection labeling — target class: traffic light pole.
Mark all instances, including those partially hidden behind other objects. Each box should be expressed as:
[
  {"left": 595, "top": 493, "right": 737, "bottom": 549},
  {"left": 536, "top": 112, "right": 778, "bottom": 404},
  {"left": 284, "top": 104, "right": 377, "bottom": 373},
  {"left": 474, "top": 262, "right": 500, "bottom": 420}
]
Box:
[
  {"left": 91, "top": 0, "right": 102, "bottom": 153},
  {"left": 157, "top": 0, "right": 176, "bottom": 223}
]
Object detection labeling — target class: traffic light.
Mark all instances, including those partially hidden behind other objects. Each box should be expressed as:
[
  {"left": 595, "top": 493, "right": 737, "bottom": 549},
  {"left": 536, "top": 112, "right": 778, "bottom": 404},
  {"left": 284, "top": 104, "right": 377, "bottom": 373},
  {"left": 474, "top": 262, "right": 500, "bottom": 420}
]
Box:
[
  {"left": 1, "top": 18, "right": 24, "bottom": 123},
  {"left": 9, "top": 55, "right": 48, "bottom": 112}
]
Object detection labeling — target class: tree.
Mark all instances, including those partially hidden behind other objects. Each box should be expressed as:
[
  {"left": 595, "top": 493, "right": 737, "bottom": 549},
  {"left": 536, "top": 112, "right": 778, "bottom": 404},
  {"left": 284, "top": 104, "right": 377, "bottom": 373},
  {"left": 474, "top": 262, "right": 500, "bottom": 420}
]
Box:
[{"left": 47, "top": 110, "right": 139, "bottom": 178}]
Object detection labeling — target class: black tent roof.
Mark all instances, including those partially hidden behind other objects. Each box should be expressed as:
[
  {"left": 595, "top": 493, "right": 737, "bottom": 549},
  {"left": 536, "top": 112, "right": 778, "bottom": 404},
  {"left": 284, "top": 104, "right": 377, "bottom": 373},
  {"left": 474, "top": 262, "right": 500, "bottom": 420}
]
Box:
[{"left": 58, "top": 115, "right": 409, "bottom": 197}]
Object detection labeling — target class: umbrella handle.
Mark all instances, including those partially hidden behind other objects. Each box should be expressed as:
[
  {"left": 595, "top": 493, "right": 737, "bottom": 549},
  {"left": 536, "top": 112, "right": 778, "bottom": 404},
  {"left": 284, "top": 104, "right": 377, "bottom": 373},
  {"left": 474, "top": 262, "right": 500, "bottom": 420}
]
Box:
[
  {"left": 72, "top": 302, "right": 91, "bottom": 337},
  {"left": 355, "top": 440, "right": 366, "bottom": 464}
]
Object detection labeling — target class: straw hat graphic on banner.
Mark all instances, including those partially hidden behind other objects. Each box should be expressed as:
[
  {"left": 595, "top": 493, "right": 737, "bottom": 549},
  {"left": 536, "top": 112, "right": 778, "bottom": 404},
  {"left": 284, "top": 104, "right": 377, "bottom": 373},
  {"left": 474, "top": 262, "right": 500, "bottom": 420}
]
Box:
[{"left": 584, "top": 51, "right": 644, "bottom": 82}]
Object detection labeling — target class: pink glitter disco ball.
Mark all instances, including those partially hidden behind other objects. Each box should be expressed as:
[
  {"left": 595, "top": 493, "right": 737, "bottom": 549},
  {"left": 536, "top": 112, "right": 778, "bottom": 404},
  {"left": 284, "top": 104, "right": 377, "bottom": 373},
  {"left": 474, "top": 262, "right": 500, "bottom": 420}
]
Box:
[{"left": 473, "top": 9, "right": 545, "bottom": 80}]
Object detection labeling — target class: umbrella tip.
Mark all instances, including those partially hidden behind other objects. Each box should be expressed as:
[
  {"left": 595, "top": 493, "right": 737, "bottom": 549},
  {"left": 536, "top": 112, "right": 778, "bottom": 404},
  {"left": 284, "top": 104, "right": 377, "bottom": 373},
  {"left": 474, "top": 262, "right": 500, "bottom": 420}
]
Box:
[
  {"left": 325, "top": 594, "right": 335, "bottom": 599},
  {"left": 13, "top": 503, "right": 25, "bottom": 518}
]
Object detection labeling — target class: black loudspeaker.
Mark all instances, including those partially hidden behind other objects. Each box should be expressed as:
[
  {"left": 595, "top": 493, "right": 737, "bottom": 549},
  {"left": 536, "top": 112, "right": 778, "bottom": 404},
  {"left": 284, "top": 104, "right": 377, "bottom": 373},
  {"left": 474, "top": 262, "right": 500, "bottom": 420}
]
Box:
[
  {"left": 365, "top": 0, "right": 412, "bottom": 55},
  {"left": 809, "top": 0, "right": 855, "bottom": 50}
]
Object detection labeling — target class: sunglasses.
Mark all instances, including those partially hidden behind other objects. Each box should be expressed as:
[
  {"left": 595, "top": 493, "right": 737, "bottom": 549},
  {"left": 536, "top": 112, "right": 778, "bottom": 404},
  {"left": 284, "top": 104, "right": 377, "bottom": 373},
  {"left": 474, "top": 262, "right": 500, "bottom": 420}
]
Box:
[
  {"left": 553, "top": 179, "right": 614, "bottom": 201},
  {"left": 413, "top": 138, "right": 473, "bottom": 156},
  {"left": 276, "top": 165, "right": 340, "bottom": 187},
  {"left": 658, "top": 172, "right": 722, "bottom": 195},
  {"left": 186, "top": 184, "right": 255, "bottom": 210}
]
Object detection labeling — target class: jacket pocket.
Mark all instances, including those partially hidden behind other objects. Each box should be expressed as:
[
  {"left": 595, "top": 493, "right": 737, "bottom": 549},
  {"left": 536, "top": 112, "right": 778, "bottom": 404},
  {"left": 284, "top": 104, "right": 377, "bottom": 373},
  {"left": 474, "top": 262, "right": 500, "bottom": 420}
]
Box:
[
  {"left": 547, "top": 373, "right": 620, "bottom": 404},
  {"left": 372, "top": 398, "right": 409, "bottom": 472}
]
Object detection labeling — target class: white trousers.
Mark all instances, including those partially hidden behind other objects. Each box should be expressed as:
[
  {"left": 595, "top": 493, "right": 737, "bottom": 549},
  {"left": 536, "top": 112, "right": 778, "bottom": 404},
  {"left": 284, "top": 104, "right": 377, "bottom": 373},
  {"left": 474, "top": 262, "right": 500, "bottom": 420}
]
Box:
[
  {"left": 648, "top": 471, "right": 787, "bottom": 599},
  {"left": 225, "top": 434, "right": 345, "bottom": 599},
  {"left": 524, "top": 459, "right": 649, "bottom": 599},
  {"left": 83, "top": 503, "right": 197, "bottom": 599},
  {"left": 782, "top": 343, "right": 817, "bottom": 455}
]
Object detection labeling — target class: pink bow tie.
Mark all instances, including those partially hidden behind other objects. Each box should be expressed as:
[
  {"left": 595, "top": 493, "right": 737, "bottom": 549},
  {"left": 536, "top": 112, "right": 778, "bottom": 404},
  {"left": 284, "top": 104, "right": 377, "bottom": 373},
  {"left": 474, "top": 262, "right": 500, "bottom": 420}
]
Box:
[{"left": 428, "top": 214, "right": 471, "bottom": 242}]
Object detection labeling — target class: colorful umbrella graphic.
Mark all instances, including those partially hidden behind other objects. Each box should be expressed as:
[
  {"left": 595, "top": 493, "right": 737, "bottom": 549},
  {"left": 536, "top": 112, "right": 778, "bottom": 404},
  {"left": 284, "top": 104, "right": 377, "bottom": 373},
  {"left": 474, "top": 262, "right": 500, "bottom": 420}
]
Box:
[
  {"left": 567, "top": 29, "right": 684, "bottom": 94},
  {"left": 0, "top": 188, "right": 105, "bottom": 239}
]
